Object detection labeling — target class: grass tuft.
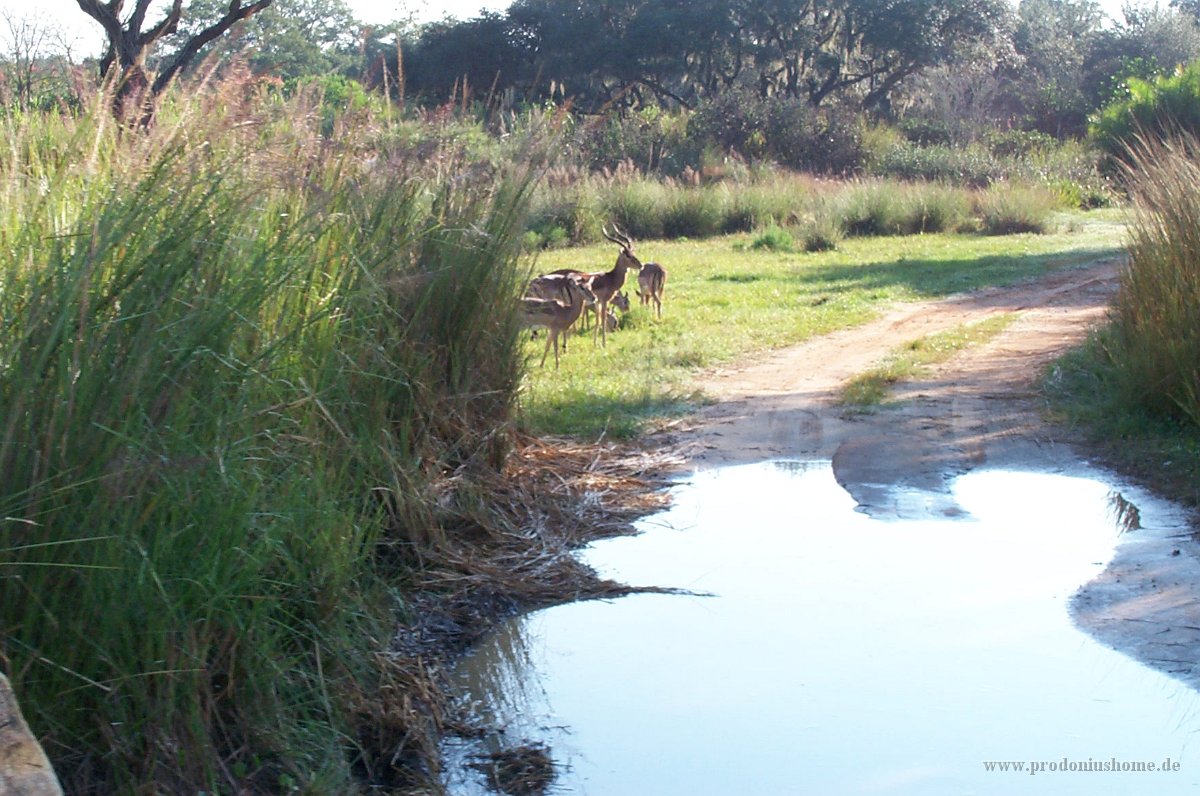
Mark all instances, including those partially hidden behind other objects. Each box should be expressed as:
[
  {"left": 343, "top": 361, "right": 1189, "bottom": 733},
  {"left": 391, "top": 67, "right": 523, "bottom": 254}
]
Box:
[{"left": 839, "top": 314, "right": 1018, "bottom": 407}]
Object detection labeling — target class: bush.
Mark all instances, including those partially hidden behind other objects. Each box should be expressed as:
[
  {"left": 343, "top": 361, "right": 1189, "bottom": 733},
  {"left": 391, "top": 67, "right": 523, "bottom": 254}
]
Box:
[
  {"left": 798, "top": 212, "right": 844, "bottom": 252},
  {"left": 898, "top": 182, "right": 972, "bottom": 234},
  {"left": 973, "top": 183, "right": 1061, "bottom": 234},
  {"left": 577, "top": 105, "right": 700, "bottom": 175},
  {"left": 662, "top": 187, "right": 725, "bottom": 238},
  {"left": 871, "top": 141, "right": 1003, "bottom": 186},
  {"left": 750, "top": 224, "right": 796, "bottom": 251},
  {"left": 1091, "top": 60, "right": 1200, "bottom": 167},
  {"left": 689, "top": 88, "right": 771, "bottom": 161},
  {"left": 898, "top": 116, "right": 954, "bottom": 146},
  {"left": 690, "top": 90, "right": 865, "bottom": 175},
  {"left": 838, "top": 181, "right": 909, "bottom": 236},
  {"left": 764, "top": 100, "right": 865, "bottom": 175},
  {"left": 604, "top": 177, "right": 669, "bottom": 239}
]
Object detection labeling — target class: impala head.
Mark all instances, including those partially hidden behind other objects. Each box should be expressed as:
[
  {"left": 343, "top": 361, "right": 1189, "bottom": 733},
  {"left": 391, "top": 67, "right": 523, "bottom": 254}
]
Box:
[
  {"left": 566, "top": 275, "right": 598, "bottom": 307},
  {"left": 611, "top": 290, "right": 631, "bottom": 313},
  {"left": 602, "top": 223, "right": 642, "bottom": 272}
]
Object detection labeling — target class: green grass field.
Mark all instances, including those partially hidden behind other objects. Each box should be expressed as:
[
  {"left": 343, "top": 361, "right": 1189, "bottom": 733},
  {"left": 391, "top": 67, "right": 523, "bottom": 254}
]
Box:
[{"left": 519, "top": 210, "right": 1127, "bottom": 438}]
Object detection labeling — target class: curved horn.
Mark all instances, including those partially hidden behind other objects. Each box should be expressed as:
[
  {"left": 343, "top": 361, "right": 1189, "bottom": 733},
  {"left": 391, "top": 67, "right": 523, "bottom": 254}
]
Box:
[{"left": 602, "top": 223, "right": 634, "bottom": 249}]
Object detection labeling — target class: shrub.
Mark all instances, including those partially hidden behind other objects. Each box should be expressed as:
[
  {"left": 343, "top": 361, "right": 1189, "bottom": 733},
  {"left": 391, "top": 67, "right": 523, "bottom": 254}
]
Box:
[
  {"left": 838, "top": 181, "right": 909, "bottom": 236},
  {"left": 798, "top": 212, "right": 844, "bottom": 251},
  {"left": 662, "top": 186, "right": 725, "bottom": 238},
  {"left": 1091, "top": 60, "right": 1200, "bottom": 167},
  {"left": 973, "top": 182, "right": 1061, "bottom": 234},
  {"left": 689, "top": 88, "right": 771, "bottom": 161},
  {"left": 750, "top": 224, "right": 796, "bottom": 251},
  {"left": 764, "top": 100, "right": 865, "bottom": 175},
  {"left": 604, "top": 177, "right": 669, "bottom": 239},
  {"left": 898, "top": 116, "right": 954, "bottom": 146},
  {"left": 577, "top": 105, "right": 700, "bottom": 175},
  {"left": 871, "top": 141, "right": 1003, "bottom": 186},
  {"left": 690, "top": 91, "right": 865, "bottom": 175},
  {"left": 898, "top": 182, "right": 972, "bottom": 234}
]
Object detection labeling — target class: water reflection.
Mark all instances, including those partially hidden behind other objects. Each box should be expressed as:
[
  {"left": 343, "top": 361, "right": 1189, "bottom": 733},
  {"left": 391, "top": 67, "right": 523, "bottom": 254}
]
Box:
[{"left": 445, "top": 462, "right": 1200, "bottom": 795}]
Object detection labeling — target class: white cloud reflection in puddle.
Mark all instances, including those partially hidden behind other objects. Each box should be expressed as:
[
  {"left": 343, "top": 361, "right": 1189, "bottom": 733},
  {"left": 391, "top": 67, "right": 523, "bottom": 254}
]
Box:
[{"left": 445, "top": 461, "right": 1200, "bottom": 795}]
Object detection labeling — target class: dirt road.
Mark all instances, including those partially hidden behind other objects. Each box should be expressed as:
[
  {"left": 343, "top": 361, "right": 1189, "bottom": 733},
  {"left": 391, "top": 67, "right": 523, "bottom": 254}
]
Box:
[{"left": 655, "top": 256, "right": 1200, "bottom": 690}]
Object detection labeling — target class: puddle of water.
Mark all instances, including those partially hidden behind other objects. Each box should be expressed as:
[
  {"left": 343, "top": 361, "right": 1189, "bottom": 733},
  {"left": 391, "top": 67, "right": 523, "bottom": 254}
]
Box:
[{"left": 444, "top": 462, "right": 1200, "bottom": 795}]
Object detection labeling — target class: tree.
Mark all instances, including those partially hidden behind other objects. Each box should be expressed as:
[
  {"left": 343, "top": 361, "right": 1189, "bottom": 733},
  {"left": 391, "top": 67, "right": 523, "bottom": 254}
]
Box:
[
  {"left": 897, "top": 38, "right": 1024, "bottom": 144},
  {"left": 76, "top": 0, "right": 274, "bottom": 119},
  {"left": 503, "top": 0, "right": 739, "bottom": 111},
  {"left": 1082, "top": 9, "right": 1194, "bottom": 113},
  {"left": 1010, "top": 0, "right": 1104, "bottom": 136},
  {"left": 489, "top": 0, "right": 1007, "bottom": 113},
  {"left": 160, "top": 0, "right": 361, "bottom": 81},
  {"left": 405, "top": 13, "right": 530, "bottom": 102},
  {"left": 1, "top": 10, "right": 64, "bottom": 110}
]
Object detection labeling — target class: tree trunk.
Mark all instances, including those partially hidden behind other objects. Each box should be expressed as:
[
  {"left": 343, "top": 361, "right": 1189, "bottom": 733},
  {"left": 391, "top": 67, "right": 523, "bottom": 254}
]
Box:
[{"left": 76, "top": 0, "right": 274, "bottom": 123}]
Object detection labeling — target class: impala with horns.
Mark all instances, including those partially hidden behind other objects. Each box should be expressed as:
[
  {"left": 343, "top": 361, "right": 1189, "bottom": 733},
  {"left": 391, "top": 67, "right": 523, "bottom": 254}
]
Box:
[
  {"left": 601, "top": 224, "right": 667, "bottom": 323},
  {"left": 593, "top": 224, "right": 643, "bottom": 347}
]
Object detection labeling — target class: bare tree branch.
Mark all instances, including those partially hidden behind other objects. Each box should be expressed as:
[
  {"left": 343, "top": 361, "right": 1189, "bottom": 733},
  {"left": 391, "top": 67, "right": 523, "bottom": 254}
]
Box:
[
  {"left": 152, "top": 0, "right": 273, "bottom": 94},
  {"left": 76, "top": 0, "right": 274, "bottom": 120},
  {"left": 75, "top": 0, "right": 124, "bottom": 51}
]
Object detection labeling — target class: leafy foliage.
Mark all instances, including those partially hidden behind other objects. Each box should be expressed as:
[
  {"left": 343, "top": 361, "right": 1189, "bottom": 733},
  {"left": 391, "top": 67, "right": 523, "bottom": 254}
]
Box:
[{"left": 1091, "top": 60, "right": 1200, "bottom": 164}]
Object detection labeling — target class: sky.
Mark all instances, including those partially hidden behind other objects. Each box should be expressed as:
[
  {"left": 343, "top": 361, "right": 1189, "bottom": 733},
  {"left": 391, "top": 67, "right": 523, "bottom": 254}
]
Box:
[
  {"left": 0, "top": 0, "right": 1143, "bottom": 59},
  {"left": 0, "top": 0, "right": 511, "bottom": 56}
]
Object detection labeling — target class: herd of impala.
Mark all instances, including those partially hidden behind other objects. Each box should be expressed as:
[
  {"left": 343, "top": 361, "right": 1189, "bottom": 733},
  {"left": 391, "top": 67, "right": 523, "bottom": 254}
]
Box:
[{"left": 519, "top": 224, "right": 668, "bottom": 369}]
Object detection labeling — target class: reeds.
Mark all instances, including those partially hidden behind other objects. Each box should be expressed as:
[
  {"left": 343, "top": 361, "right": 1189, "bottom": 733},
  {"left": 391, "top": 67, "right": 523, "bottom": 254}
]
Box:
[
  {"left": 1105, "top": 133, "right": 1200, "bottom": 427},
  {"left": 524, "top": 170, "right": 1059, "bottom": 250},
  {"left": 0, "top": 74, "right": 535, "bottom": 791}
]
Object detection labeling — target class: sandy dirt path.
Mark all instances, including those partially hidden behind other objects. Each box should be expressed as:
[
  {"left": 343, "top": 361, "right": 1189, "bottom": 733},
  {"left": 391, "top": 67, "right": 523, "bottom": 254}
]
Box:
[{"left": 652, "top": 256, "right": 1200, "bottom": 690}]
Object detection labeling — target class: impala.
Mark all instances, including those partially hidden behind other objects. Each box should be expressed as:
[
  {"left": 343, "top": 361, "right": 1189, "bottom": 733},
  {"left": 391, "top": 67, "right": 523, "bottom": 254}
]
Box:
[
  {"left": 519, "top": 277, "right": 596, "bottom": 369},
  {"left": 593, "top": 224, "right": 642, "bottom": 347},
  {"left": 635, "top": 261, "right": 668, "bottom": 319},
  {"left": 526, "top": 271, "right": 597, "bottom": 348}
]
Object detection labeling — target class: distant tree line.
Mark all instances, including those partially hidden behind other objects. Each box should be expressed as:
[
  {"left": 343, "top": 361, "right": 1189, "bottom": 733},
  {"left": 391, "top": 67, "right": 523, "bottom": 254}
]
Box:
[
  {"left": 397, "top": 0, "right": 1200, "bottom": 140},
  {"left": 2, "top": 0, "right": 1200, "bottom": 141}
]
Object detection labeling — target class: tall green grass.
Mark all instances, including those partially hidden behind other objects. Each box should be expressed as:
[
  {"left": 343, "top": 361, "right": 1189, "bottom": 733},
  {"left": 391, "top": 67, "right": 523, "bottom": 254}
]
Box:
[
  {"left": 1044, "top": 134, "right": 1200, "bottom": 507},
  {"left": 0, "top": 77, "right": 534, "bottom": 791},
  {"left": 1098, "top": 135, "right": 1200, "bottom": 425},
  {"left": 523, "top": 171, "right": 1069, "bottom": 249}
]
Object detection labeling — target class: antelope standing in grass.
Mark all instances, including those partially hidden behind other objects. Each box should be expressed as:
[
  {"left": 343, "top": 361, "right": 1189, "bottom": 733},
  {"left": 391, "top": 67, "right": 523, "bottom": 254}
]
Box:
[
  {"left": 635, "top": 261, "right": 667, "bottom": 319},
  {"left": 593, "top": 224, "right": 643, "bottom": 347},
  {"left": 526, "top": 271, "right": 598, "bottom": 350},
  {"left": 544, "top": 269, "right": 629, "bottom": 333},
  {"left": 520, "top": 277, "right": 596, "bottom": 369}
]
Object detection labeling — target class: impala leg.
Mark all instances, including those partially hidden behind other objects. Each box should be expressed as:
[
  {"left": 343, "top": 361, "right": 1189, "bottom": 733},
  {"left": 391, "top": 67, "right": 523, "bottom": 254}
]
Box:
[{"left": 539, "top": 332, "right": 553, "bottom": 367}]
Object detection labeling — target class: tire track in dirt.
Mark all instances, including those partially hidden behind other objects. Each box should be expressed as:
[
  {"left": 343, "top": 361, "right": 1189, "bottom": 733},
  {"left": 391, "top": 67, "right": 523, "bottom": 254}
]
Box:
[{"left": 664, "top": 257, "right": 1123, "bottom": 492}]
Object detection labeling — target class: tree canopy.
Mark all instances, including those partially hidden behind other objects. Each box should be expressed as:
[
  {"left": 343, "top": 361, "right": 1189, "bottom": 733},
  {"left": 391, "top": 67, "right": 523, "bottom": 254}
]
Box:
[
  {"left": 405, "top": 0, "right": 1009, "bottom": 113},
  {"left": 76, "top": 0, "right": 274, "bottom": 118}
]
